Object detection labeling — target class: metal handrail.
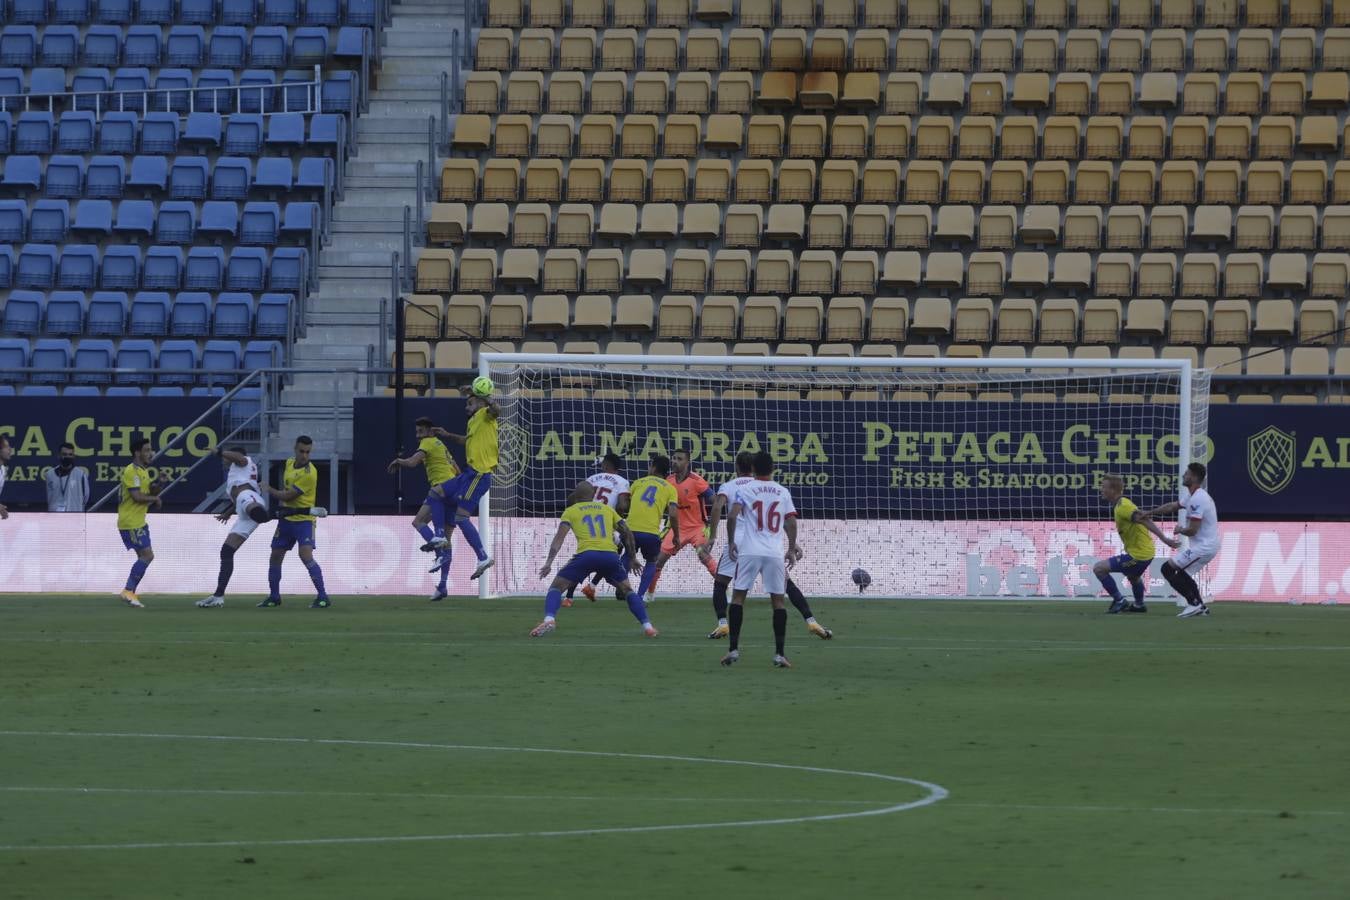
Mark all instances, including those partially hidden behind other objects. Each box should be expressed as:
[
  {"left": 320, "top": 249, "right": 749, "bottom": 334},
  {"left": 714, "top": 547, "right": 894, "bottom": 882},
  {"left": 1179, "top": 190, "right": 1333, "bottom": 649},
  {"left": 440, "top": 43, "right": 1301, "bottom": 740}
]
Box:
[{"left": 0, "top": 66, "right": 323, "bottom": 117}]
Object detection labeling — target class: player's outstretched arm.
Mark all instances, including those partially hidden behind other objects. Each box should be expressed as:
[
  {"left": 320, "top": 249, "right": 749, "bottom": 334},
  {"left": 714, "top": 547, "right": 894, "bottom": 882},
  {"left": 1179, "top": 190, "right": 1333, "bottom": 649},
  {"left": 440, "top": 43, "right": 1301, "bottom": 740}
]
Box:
[
  {"left": 386, "top": 450, "right": 427, "bottom": 473},
  {"left": 726, "top": 502, "right": 739, "bottom": 561},
  {"left": 1142, "top": 500, "right": 1183, "bottom": 519},
  {"left": 704, "top": 494, "right": 727, "bottom": 552},
  {"left": 1132, "top": 510, "right": 1178, "bottom": 549},
  {"left": 666, "top": 502, "right": 681, "bottom": 546},
  {"left": 538, "top": 522, "right": 572, "bottom": 579},
  {"left": 267, "top": 484, "right": 301, "bottom": 503},
  {"left": 784, "top": 516, "right": 800, "bottom": 568},
  {"left": 616, "top": 520, "right": 640, "bottom": 574},
  {"left": 430, "top": 425, "right": 467, "bottom": 446}
]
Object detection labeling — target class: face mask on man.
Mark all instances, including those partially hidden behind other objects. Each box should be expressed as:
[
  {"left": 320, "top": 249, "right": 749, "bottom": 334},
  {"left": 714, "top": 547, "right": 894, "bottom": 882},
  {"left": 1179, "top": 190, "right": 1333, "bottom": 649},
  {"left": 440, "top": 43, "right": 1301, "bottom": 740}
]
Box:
[{"left": 57, "top": 454, "right": 75, "bottom": 473}]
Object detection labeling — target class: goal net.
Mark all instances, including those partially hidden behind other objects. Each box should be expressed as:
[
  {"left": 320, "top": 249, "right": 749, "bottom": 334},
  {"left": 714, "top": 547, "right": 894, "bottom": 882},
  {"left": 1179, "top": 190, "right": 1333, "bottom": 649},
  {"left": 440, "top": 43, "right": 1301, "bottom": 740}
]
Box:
[{"left": 478, "top": 354, "right": 1210, "bottom": 601}]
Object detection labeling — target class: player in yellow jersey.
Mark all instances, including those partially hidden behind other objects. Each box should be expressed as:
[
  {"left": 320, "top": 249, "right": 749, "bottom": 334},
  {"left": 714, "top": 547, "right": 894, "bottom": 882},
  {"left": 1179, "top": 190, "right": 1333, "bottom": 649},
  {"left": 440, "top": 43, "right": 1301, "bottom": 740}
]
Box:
[
  {"left": 531, "top": 483, "right": 649, "bottom": 638},
  {"left": 1094, "top": 474, "right": 1176, "bottom": 614},
  {"left": 117, "top": 437, "right": 167, "bottom": 608},
  {"left": 624, "top": 454, "right": 680, "bottom": 606},
  {"left": 431, "top": 386, "right": 499, "bottom": 581},
  {"left": 260, "top": 435, "right": 331, "bottom": 609},
  {"left": 388, "top": 416, "right": 461, "bottom": 601}
]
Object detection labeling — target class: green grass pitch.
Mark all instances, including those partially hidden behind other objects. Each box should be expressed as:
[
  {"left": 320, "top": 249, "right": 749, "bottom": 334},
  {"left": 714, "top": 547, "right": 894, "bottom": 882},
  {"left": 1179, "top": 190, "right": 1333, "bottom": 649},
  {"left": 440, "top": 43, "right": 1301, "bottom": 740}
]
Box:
[{"left": 1, "top": 594, "right": 1348, "bottom": 899}]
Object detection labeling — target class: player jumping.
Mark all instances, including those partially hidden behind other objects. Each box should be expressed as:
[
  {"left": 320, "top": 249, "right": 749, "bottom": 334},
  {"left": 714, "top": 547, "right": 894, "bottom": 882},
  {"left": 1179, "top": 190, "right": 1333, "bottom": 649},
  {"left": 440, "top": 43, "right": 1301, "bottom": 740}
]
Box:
[
  {"left": 643, "top": 448, "right": 717, "bottom": 601},
  {"left": 626, "top": 455, "right": 680, "bottom": 606},
  {"left": 531, "top": 483, "right": 652, "bottom": 638},
  {"left": 705, "top": 451, "right": 831, "bottom": 640},
  {"left": 430, "top": 386, "right": 500, "bottom": 581},
  {"left": 116, "top": 437, "right": 168, "bottom": 608},
  {"left": 564, "top": 452, "right": 631, "bottom": 606},
  {"left": 259, "top": 435, "right": 332, "bottom": 609},
  {"left": 1094, "top": 473, "right": 1176, "bottom": 614},
  {"left": 387, "top": 416, "right": 460, "bottom": 601},
  {"left": 1143, "top": 462, "right": 1220, "bottom": 619},
  {"left": 198, "top": 448, "right": 275, "bottom": 608},
  {"left": 721, "top": 451, "right": 801, "bottom": 668}
]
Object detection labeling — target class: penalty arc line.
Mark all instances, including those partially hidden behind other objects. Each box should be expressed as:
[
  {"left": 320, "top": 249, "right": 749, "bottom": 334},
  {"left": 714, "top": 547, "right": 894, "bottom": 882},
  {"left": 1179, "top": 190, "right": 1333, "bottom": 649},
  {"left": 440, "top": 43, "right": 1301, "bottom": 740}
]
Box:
[{"left": 0, "top": 730, "right": 948, "bottom": 852}]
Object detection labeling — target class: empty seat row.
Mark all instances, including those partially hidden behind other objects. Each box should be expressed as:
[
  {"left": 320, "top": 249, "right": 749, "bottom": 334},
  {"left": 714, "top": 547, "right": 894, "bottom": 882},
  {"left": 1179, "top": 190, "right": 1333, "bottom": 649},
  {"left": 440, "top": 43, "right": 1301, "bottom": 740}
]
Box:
[
  {"left": 0, "top": 202, "right": 314, "bottom": 254},
  {"left": 0, "top": 157, "right": 329, "bottom": 205},
  {"left": 1, "top": 238, "right": 309, "bottom": 293},
  {"left": 1, "top": 287, "right": 294, "bottom": 336},
  {"left": 0, "top": 110, "right": 344, "bottom": 155},
  {"left": 0, "top": 23, "right": 368, "bottom": 68},
  {"left": 1, "top": 0, "right": 379, "bottom": 27},
  {"left": 0, "top": 335, "right": 283, "bottom": 385}
]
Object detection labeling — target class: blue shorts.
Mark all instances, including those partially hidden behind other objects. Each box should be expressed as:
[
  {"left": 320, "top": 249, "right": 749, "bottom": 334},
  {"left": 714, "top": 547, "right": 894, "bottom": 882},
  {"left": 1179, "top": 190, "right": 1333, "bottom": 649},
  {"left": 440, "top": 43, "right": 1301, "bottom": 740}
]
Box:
[
  {"left": 450, "top": 468, "right": 491, "bottom": 510},
  {"left": 271, "top": 519, "right": 316, "bottom": 550},
  {"left": 623, "top": 531, "right": 663, "bottom": 570},
  {"left": 119, "top": 527, "right": 151, "bottom": 551},
  {"left": 1106, "top": 553, "right": 1150, "bottom": 580},
  {"left": 426, "top": 478, "right": 456, "bottom": 507},
  {"left": 558, "top": 550, "right": 629, "bottom": 587}
]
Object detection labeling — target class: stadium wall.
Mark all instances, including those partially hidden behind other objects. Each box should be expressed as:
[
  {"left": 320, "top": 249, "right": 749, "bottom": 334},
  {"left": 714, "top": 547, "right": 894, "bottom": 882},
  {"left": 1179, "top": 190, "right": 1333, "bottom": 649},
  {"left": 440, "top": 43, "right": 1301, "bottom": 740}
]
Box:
[{"left": 1, "top": 514, "right": 1345, "bottom": 604}]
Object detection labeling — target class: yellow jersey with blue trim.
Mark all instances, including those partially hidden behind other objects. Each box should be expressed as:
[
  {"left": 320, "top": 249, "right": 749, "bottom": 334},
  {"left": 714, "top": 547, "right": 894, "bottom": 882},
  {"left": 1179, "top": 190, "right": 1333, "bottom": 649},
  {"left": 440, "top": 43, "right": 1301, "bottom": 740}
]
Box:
[
  {"left": 117, "top": 464, "right": 153, "bottom": 530},
  {"left": 466, "top": 407, "right": 499, "bottom": 473},
  {"left": 625, "top": 475, "right": 678, "bottom": 536},
  {"left": 419, "top": 436, "right": 459, "bottom": 486},
  {"left": 560, "top": 502, "right": 622, "bottom": 554},
  {"left": 283, "top": 459, "right": 318, "bottom": 522},
  {"left": 1113, "top": 497, "right": 1155, "bottom": 562}
]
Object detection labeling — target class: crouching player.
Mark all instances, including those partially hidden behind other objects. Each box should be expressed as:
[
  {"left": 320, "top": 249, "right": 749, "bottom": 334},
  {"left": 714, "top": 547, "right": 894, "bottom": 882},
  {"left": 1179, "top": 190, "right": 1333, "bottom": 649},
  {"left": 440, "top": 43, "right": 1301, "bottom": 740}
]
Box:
[
  {"left": 531, "top": 484, "right": 654, "bottom": 638},
  {"left": 1094, "top": 473, "right": 1177, "bottom": 614}
]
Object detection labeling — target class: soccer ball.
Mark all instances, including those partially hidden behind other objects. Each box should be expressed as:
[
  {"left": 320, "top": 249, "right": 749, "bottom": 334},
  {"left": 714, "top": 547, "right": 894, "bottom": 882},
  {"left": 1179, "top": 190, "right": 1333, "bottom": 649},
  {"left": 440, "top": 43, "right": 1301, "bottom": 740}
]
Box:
[
  {"left": 471, "top": 376, "right": 495, "bottom": 398},
  {"left": 851, "top": 568, "right": 872, "bottom": 593}
]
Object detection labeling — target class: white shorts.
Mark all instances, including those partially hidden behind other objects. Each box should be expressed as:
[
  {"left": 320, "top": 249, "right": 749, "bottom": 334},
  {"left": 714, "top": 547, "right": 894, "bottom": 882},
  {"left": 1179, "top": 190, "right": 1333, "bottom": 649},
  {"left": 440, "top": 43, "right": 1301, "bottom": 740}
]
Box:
[
  {"left": 1172, "top": 546, "right": 1217, "bottom": 573},
  {"left": 717, "top": 546, "right": 735, "bottom": 577},
  {"left": 732, "top": 554, "right": 787, "bottom": 595},
  {"left": 228, "top": 489, "right": 267, "bottom": 540}
]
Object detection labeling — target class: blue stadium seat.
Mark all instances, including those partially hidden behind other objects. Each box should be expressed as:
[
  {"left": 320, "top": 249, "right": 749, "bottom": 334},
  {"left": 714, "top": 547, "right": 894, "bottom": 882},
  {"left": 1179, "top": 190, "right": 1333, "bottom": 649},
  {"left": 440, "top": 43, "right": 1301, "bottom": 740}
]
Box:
[
  {"left": 202, "top": 338, "right": 242, "bottom": 384},
  {"left": 263, "top": 0, "right": 297, "bottom": 24},
  {"left": 12, "top": 0, "right": 49, "bottom": 23},
  {"left": 266, "top": 111, "right": 304, "bottom": 149},
  {"left": 58, "top": 245, "right": 99, "bottom": 290},
  {"left": 226, "top": 246, "right": 266, "bottom": 291},
  {"left": 166, "top": 25, "right": 207, "bottom": 67},
  {"left": 169, "top": 155, "right": 209, "bottom": 200},
  {"left": 45, "top": 156, "right": 86, "bottom": 199},
  {"left": 200, "top": 199, "right": 240, "bottom": 238},
  {"left": 237, "top": 69, "right": 276, "bottom": 113},
  {"left": 142, "top": 246, "right": 182, "bottom": 289},
  {"left": 57, "top": 110, "right": 96, "bottom": 152},
  {"left": 63, "top": 385, "right": 101, "bottom": 396},
  {"left": 213, "top": 292, "right": 253, "bottom": 335},
  {"left": 110, "top": 66, "right": 150, "bottom": 110},
  {"left": 304, "top": 0, "right": 340, "bottom": 25},
  {"left": 153, "top": 68, "right": 193, "bottom": 114},
  {"left": 254, "top": 156, "right": 293, "bottom": 192},
  {"left": 131, "top": 0, "right": 170, "bottom": 21},
  {"left": 2, "top": 155, "right": 44, "bottom": 191},
  {"left": 123, "top": 25, "right": 162, "bottom": 65},
  {"left": 242, "top": 339, "right": 281, "bottom": 370},
  {"left": 227, "top": 386, "right": 261, "bottom": 427},
  {"left": 87, "top": 155, "right": 126, "bottom": 197},
  {"left": 190, "top": 386, "right": 227, "bottom": 398},
  {"left": 241, "top": 201, "right": 279, "bottom": 245},
  {"left": 147, "top": 386, "right": 186, "bottom": 396},
  {"left": 141, "top": 111, "right": 179, "bottom": 152},
  {"left": 194, "top": 69, "right": 235, "bottom": 113},
  {"left": 255, "top": 292, "right": 292, "bottom": 337},
  {"left": 178, "top": 0, "right": 215, "bottom": 23},
  {"left": 100, "top": 245, "right": 139, "bottom": 289},
  {"left": 20, "top": 385, "right": 61, "bottom": 396},
  {"left": 30, "top": 67, "right": 71, "bottom": 97},
  {"left": 0, "top": 26, "right": 39, "bottom": 67},
  {"left": 71, "top": 67, "right": 111, "bottom": 111},
  {"left": 98, "top": 112, "right": 138, "bottom": 153},
  {"left": 279, "top": 67, "right": 313, "bottom": 110},
  {"left": 283, "top": 201, "right": 317, "bottom": 241},
  {"left": 3, "top": 289, "right": 43, "bottom": 334},
  {"left": 291, "top": 26, "right": 328, "bottom": 65},
  {"left": 223, "top": 113, "right": 262, "bottom": 154},
  {"left": 113, "top": 198, "right": 154, "bottom": 238},
  {"left": 0, "top": 69, "right": 25, "bottom": 111},
  {"left": 250, "top": 25, "right": 288, "bottom": 66},
  {"left": 170, "top": 291, "right": 212, "bottom": 335},
  {"left": 128, "top": 290, "right": 170, "bottom": 334},
  {"left": 296, "top": 157, "right": 331, "bottom": 192},
  {"left": 17, "top": 244, "right": 58, "bottom": 289},
  {"left": 334, "top": 26, "right": 368, "bottom": 60},
  {"left": 45, "top": 291, "right": 86, "bottom": 335},
  {"left": 84, "top": 24, "right": 123, "bottom": 66},
  {"left": 115, "top": 338, "right": 157, "bottom": 384},
  {"left": 183, "top": 111, "right": 223, "bottom": 149},
  {"left": 268, "top": 245, "right": 306, "bottom": 292},
  {"left": 54, "top": 0, "right": 91, "bottom": 24},
  {"left": 346, "top": 0, "right": 377, "bottom": 27},
  {"left": 0, "top": 111, "right": 12, "bottom": 152},
  {"left": 87, "top": 290, "right": 129, "bottom": 334},
  {"left": 0, "top": 246, "right": 14, "bottom": 288},
  {"left": 127, "top": 154, "right": 167, "bottom": 192},
  {"left": 30, "top": 199, "right": 70, "bottom": 242},
  {"left": 156, "top": 201, "right": 196, "bottom": 244},
  {"left": 208, "top": 25, "right": 246, "bottom": 67},
  {"left": 211, "top": 156, "right": 251, "bottom": 199},
  {"left": 98, "top": 0, "right": 133, "bottom": 23},
  {"left": 0, "top": 199, "right": 26, "bottom": 241},
  {"left": 32, "top": 338, "right": 74, "bottom": 384},
  {"left": 15, "top": 111, "right": 54, "bottom": 153},
  {"left": 106, "top": 386, "right": 145, "bottom": 395},
  {"left": 72, "top": 199, "right": 113, "bottom": 238},
  {"left": 0, "top": 339, "right": 30, "bottom": 382},
  {"left": 185, "top": 245, "right": 225, "bottom": 289},
  {"left": 221, "top": 0, "right": 256, "bottom": 26},
  {"left": 158, "top": 338, "right": 199, "bottom": 384},
  {"left": 308, "top": 112, "right": 344, "bottom": 152},
  {"left": 42, "top": 26, "right": 82, "bottom": 66}
]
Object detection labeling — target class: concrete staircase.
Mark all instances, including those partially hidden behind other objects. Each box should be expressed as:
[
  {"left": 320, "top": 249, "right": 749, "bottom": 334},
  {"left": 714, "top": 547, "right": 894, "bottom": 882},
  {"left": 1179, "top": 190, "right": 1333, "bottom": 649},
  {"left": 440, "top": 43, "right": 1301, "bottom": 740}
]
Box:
[{"left": 266, "top": 0, "right": 469, "bottom": 456}]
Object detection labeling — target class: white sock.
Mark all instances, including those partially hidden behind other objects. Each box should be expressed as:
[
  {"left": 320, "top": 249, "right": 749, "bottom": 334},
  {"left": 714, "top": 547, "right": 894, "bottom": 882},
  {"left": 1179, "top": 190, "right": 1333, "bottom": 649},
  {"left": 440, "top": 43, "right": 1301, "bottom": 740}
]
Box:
[
  {"left": 718, "top": 617, "right": 728, "bottom": 626},
  {"left": 544, "top": 615, "right": 556, "bottom": 624},
  {"left": 806, "top": 616, "right": 817, "bottom": 624}
]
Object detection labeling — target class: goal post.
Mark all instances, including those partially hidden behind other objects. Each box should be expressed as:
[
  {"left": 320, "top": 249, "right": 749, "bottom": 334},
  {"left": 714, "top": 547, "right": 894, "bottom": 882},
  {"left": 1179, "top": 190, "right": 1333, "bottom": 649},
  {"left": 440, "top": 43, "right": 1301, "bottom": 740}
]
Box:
[{"left": 477, "top": 353, "right": 1211, "bottom": 601}]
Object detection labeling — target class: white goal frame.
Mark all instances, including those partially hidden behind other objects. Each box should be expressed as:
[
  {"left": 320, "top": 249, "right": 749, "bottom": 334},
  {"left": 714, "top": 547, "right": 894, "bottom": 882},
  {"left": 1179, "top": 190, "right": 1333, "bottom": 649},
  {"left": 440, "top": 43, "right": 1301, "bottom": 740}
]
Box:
[{"left": 475, "top": 353, "right": 1201, "bottom": 600}]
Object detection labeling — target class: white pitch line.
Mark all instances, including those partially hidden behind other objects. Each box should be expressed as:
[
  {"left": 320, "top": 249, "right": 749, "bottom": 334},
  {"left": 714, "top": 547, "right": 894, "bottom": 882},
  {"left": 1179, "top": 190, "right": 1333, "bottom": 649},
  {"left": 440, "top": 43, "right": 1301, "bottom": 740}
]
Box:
[
  {"left": 0, "top": 730, "right": 947, "bottom": 852},
  {"left": 950, "top": 801, "right": 1349, "bottom": 818}
]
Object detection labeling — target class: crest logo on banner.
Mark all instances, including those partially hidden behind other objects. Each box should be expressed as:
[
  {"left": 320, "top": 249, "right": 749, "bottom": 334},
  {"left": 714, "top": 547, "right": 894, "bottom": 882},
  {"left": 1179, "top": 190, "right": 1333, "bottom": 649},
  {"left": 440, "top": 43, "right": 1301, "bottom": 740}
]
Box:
[{"left": 1247, "top": 425, "right": 1296, "bottom": 495}]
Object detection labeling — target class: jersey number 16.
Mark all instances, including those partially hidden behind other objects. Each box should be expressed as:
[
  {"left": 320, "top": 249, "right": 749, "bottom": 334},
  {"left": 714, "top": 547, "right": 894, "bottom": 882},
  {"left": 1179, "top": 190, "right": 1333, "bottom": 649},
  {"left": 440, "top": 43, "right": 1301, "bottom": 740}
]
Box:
[{"left": 750, "top": 500, "right": 782, "bottom": 533}]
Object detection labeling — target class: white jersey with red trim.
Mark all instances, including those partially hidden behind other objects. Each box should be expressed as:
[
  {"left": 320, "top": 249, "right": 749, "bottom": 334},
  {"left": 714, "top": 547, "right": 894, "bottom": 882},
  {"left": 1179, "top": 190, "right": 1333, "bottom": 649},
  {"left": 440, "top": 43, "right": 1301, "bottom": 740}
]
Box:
[
  {"left": 587, "top": 472, "right": 630, "bottom": 510},
  {"left": 226, "top": 455, "right": 261, "bottom": 494},
  {"left": 731, "top": 479, "right": 797, "bottom": 557}
]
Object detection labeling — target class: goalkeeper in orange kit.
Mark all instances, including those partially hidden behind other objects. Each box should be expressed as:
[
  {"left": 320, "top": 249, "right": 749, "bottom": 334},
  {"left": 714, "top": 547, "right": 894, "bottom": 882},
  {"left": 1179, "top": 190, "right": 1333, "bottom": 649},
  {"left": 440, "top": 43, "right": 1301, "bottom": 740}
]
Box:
[{"left": 644, "top": 448, "right": 718, "bottom": 600}]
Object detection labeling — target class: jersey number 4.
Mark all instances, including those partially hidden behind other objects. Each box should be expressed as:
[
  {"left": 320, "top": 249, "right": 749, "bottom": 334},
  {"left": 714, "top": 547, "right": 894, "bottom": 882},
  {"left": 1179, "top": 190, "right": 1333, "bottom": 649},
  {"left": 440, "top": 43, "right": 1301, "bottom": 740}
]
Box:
[
  {"left": 750, "top": 500, "right": 782, "bottom": 533},
  {"left": 582, "top": 514, "right": 608, "bottom": 538},
  {"left": 640, "top": 485, "right": 658, "bottom": 506}
]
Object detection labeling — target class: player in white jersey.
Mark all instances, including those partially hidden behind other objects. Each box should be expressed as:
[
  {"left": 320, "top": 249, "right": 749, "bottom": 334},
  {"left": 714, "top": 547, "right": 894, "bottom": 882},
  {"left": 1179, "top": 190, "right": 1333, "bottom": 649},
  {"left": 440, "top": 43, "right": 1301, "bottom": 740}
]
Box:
[
  {"left": 197, "top": 447, "right": 271, "bottom": 608},
  {"left": 564, "top": 453, "right": 632, "bottom": 606},
  {"left": 704, "top": 451, "right": 831, "bottom": 641},
  {"left": 1143, "top": 462, "right": 1219, "bottom": 618},
  {"left": 0, "top": 433, "right": 11, "bottom": 519},
  {"left": 720, "top": 451, "right": 801, "bottom": 669}
]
